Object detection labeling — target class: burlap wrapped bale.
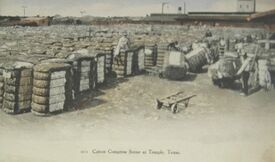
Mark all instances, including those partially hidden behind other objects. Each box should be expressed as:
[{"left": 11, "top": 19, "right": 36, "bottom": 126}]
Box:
[
  {"left": 185, "top": 47, "right": 210, "bottom": 73},
  {"left": 3, "top": 100, "right": 31, "bottom": 113},
  {"left": 32, "top": 87, "right": 49, "bottom": 96},
  {"left": 34, "top": 72, "right": 50, "bottom": 80},
  {"left": 217, "top": 57, "right": 241, "bottom": 78},
  {"left": 163, "top": 65, "right": 188, "bottom": 80},
  {"left": 4, "top": 93, "right": 31, "bottom": 102},
  {"left": 31, "top": 102, "right": 48, "bottom": 114}
]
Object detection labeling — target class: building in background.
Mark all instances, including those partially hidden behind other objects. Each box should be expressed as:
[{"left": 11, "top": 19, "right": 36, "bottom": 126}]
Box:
[{"left": 237, "top": 0, "right": 256, "bottom": 13}]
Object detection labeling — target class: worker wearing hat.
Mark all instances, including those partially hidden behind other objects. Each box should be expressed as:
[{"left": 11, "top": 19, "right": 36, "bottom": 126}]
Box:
[
  {"left": 236, "top": 51, "right": 253, "bottom": 96},
  {"left": 114, "top": 31, "right": 130, "bottom": 58}
]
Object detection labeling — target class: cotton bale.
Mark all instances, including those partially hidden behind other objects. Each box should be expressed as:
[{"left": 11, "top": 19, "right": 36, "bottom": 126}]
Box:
[{"left": 31, "top": 63, "right": 72, "bottom": 115}]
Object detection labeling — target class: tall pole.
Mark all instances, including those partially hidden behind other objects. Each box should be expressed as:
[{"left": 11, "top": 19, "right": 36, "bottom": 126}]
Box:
[
  {"left": 22, "top": 6, "right": 27, "bottom": 17},
  {"left": 161, "top": 2, "right": 168, "bottom": 14},
  {"left": 161, "top": 2, "right": 168, "bottom": 24},
  {"left": 80, "top": 10, "right": 86, "bottom": 16},
  {"left": 183, "top": 2, "right": 186, "bottom": 14}
]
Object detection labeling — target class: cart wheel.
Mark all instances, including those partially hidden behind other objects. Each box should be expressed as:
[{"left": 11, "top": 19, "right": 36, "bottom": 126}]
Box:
[
  {"left": 171, "top": 104, "right": 178, "bottom": 114},
  {"left": 156, "top": 99, "right": 163, "bottom": 110}
]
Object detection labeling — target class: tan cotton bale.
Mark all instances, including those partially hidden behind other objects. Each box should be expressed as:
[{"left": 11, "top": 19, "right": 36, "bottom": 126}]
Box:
[
  {"left": 4, "top": 93, "right": 32, "bottom": 102},
  {"left": 32, "top": 87, "right": 49, "bottom": 96},
  {"left": 31, "top": 102, "right": 48, "bottom": 113},
  {"left": 33, "top": 72, "right": 50, "bottom": 80},
  {"left": 32, "top": 95, "right": 49, "bottom": 105},
  {"left": 33, "top": 79, "right": 49, "bottom": 88}
]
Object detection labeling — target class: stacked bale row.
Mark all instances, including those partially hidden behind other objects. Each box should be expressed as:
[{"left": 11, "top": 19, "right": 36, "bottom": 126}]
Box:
[
  {"left": 185, "top": 47, "right": 210, "bottom": 73},
  {"left": 217, "top": 57, "right": 241, "bottom": 78},
  {"left": 132, "top": 46, "right": 145, "bottom": 74},
  {"left": 113, "top": 50, "right": 134, "bottom": 78},
  {"left": 31, "top": 63, "right": 72, "bottom": 115},
  {"left": 103, "top": 50, "right": 113, "bottom": 75},
  {"left": 163, "top": 51, "right": 188, "bottom": 80},
  {"left": 90, "top": 47, "right": 113, "bottom": 76},
  {"left": 95, "top": 54, "right": 106, "bottom": 86},
  {"left": 0, "top": 67, "right": 4, "bottom": 108},
  {"left": 2, "top": 61, "right": 34, "bottom": 114},
  {"left": 67, "top": 54, "right": 96, "bottom": 99},
  {"left": 157, "top": 44, "right": 169, "bottom": 68},
  {"left": 258, "top": 59, "right": 272, "bottom": 90},
  {"left": 208, "top": 56, "right": 241, "bottom": 87},
  {"left": 144, "top": 44, "right": 157, "bottom": 68},
  {"left": 269, "top": 57, "right": 275, "bottom": 87}
]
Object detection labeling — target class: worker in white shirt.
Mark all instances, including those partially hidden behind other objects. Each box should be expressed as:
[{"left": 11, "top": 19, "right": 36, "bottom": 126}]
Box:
[
  {"left": 236, "top": 52, "right": 252, "bottom": 96},
  {"left": 114, "top": 32, "right": 130, "bottom": 58}
]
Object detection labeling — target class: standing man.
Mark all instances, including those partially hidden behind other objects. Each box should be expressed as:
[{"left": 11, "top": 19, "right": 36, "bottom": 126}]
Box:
[{"left": 236, "top": 52, "right": 252, "bottom": 96}]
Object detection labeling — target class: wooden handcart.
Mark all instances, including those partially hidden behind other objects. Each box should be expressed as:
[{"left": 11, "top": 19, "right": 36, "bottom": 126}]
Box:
[{"left": 156, "top": 91, "right": 196, "bottom": 114}]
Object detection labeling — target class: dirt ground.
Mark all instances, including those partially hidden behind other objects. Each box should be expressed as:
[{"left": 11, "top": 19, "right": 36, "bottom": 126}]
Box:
[{"left": 0, "top": 72, "right": 275, "bottom": 162}]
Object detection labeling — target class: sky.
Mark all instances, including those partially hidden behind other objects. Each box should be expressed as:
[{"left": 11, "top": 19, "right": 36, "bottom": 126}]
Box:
[{"left": 0, "top": 0, "right": 275, "bottom": 17}]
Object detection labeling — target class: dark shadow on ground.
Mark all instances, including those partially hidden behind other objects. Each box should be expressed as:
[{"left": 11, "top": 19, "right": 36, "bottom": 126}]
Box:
[{"left": 99, "top": 75, "right": 129, "bottom": 91}]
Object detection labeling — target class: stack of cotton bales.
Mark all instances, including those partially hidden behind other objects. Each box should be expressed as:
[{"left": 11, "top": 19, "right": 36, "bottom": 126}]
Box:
[
  {"left": 144, "top": 44, "right": 157, "bottom": 69},
  {"left": 113, "top": 50, "right": 134, "bottom": 78},
  {"left": 0, "top": 67, "right": 4, "bottom": 109},
  {"left": 132, "top": 46, "right": 145, "bottom": 74},
  {"left": 157, "top": 43, "right": 169, "bottom": 68},
  {"left": 163, "top": 51, "right": 188, "bottom": 80},
  {"left": 1, "top": 61, "right": 34, "bottom": 114},
  {"left": 31, "top": 63, "right": 72, "bottom": 115},
  {"left": 95, "top": 53, "right": 106, "bottom": 86},
  {"left": 258, "top": 59, "right": 272, "bottom": 90},
  {"left": 66, "top": 52, "right": 96, "bottom": 99}
]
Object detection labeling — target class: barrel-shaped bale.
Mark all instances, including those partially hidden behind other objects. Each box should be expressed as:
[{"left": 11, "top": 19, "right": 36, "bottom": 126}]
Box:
[
  {"left": 217, "top": 57, "right": 241, "bottom": 78},
  {"left": 185, "top": 47, "right": 210, "bottom": 73}
]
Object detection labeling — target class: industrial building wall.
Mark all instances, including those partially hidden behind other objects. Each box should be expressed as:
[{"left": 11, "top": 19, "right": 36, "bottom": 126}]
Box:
[{"left": 237, "top": 0, "right": 256, "bottom": 13}]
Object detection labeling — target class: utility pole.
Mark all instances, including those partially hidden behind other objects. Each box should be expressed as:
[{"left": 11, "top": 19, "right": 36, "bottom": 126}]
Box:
[
  {"left": 22, "top": 6, "right": 27, "bottom": 17},
  {"left": 80, "top": 10, "right": 86, "bottom": 16},
  {"left": 161, "top": 2, "right": 168, "bottom": 14},
  {"left": 183, "top": 2, "right": 186, "bottom": 14},
  {"left": 161, "top": 2, "right": 168, "bottom": 24}
]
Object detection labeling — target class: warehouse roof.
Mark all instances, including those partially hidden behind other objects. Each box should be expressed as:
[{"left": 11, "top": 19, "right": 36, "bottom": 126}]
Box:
[{"left": 247, "top": 9, "right": 275, "bottom": 21}]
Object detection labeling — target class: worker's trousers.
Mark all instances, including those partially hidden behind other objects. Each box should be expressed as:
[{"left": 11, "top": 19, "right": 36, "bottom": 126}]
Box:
[{"left": 242, "top": 71, "right": 250, "bottom": 95}]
